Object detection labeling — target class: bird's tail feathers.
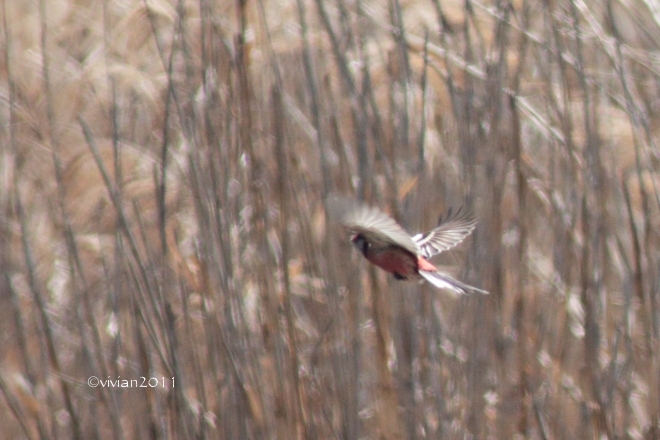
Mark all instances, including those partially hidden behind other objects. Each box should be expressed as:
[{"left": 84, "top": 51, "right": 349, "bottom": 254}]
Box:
[{"left": 419, "top": 270, "right": 488, "bottom": 295}]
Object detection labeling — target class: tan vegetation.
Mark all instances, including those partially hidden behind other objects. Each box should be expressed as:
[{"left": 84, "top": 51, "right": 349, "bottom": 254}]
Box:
[{"left": 1, "top": 0, "right": 660, "bottom": 438}]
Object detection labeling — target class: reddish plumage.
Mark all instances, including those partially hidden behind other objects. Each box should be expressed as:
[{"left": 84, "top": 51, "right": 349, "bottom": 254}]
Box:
[
  {"left": 360, "top": 242, "right": 422, "bottom": 278},
  {"left": 330, "top": 196, "right": 488, "bottom": 295}
]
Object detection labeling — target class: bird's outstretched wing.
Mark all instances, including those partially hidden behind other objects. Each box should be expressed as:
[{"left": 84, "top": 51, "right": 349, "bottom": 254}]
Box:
[
  {"left": 326, "top": 195, "right": 419, "bottom": 255},
  {"left": 412, "top": 207, "right": 477, "bottom": 259}
]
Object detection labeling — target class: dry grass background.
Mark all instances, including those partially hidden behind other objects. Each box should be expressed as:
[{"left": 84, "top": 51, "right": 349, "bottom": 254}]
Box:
[{"left": 1, "top": 0, "right": 660, "bottom": 438}]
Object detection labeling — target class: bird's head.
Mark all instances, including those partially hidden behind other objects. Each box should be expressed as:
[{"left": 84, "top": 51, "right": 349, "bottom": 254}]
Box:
[{"left": 351, "top": 233, "right": 370, "bottom": 256}]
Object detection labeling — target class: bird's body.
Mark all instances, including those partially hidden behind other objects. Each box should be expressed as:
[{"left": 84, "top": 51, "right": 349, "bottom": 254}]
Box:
[
  {"left": 357, "top": 240, "right": 420, "bottom": 279},
  {"left": 328, "top": 196, "right": 488, "bottom": 295},
  {"left": 353, "top": 234, "right": 433, "bottom": 278}
]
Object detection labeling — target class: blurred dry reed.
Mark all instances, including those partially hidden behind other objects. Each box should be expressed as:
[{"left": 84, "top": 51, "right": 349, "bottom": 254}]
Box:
[{"left": 1, "top": 0, "right": 660, "bottom": 438}]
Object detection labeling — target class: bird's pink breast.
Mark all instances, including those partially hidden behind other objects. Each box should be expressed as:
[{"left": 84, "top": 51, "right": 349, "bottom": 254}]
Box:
[{"left": 366, "top": 247, "right": 420, "bottom": 278}]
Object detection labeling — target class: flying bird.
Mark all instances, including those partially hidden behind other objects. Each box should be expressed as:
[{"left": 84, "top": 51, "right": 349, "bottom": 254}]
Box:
[{"left": 327, "top": 196, "right": 488, "bottom": 295}]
